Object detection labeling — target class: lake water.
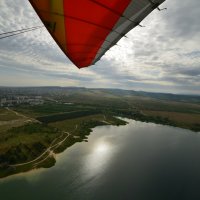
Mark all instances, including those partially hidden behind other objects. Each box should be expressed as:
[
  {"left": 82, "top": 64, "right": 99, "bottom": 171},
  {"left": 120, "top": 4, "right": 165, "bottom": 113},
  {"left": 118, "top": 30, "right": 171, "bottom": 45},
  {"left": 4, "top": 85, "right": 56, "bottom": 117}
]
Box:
[{"left": 1, "top": 119, "right": 200, "bottom": 200}]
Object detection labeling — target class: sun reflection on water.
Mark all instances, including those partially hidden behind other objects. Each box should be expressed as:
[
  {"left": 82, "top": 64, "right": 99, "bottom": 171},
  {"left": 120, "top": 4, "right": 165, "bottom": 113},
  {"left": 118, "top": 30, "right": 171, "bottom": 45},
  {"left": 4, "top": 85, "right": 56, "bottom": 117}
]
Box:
[
  {"left": 81, "top": 140, "right": 114, "bottom": 181},
  {"left": 95, "top": 142, "right": 110, "bottom": 154}
]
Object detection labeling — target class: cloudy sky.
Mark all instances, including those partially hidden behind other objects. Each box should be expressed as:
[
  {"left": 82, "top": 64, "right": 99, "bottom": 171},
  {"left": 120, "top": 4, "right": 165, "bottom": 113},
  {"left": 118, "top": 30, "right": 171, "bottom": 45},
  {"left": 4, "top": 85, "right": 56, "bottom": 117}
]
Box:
[{"left": 0, "top": 0, "right": 199, "bottom": 94}]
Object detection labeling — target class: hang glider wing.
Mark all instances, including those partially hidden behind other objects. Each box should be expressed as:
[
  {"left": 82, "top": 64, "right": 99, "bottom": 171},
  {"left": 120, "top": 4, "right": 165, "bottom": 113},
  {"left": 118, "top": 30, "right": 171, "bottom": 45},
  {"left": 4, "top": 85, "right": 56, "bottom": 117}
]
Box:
[{"left": 29, "top": 0, "right": 165, "bottom": 68}]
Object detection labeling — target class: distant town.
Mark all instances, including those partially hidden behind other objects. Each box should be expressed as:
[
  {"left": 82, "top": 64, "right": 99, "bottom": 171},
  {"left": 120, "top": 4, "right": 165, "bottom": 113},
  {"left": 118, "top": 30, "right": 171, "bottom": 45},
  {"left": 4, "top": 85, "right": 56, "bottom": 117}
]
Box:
[{"left": 0, "top": 95, "right": 44, "bottom": 107}]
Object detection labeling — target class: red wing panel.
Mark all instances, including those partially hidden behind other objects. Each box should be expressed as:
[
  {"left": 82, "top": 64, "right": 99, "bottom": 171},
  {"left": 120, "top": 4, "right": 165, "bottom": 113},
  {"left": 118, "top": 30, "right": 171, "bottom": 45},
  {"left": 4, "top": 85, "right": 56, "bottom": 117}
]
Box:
[{"left": 63, "top": 0, "right": 131, "bottom": 68}]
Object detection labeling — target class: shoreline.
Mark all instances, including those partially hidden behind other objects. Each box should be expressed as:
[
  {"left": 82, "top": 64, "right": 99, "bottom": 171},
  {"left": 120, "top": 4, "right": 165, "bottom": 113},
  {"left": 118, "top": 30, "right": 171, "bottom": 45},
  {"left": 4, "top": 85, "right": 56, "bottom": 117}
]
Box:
[
  {"left": 0, "top": 114, "right": 199, "bottom": 180},
  {"left": 0, "top": 115, "right": 127, "bottom": 179}
]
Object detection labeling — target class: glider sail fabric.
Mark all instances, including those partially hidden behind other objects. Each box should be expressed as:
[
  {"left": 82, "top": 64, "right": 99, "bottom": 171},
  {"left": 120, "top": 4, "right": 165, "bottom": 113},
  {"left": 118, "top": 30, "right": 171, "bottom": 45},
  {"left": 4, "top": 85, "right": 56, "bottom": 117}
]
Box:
[{"left": 29, "top": 0, "right": 165, "bottom": 68}]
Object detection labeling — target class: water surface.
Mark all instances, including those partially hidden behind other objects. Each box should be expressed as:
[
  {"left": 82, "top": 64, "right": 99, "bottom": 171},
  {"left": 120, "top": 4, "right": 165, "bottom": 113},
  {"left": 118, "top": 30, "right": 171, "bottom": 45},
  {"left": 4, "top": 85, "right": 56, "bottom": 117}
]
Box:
[{"left": 1, "top": 119, "right": 200, "bottom": 200}]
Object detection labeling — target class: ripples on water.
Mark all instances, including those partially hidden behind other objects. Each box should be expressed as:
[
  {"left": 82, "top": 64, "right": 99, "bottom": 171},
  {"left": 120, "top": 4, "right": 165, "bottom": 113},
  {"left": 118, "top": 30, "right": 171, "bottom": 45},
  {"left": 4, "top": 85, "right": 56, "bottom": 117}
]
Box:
[{"left": 1, "top": 119, "right": 200, "bottom": 200}]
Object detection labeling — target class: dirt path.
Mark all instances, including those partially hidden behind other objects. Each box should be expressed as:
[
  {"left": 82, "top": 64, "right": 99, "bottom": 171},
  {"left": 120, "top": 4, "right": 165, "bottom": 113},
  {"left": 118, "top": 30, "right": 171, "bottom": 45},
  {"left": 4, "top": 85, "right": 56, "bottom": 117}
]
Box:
[
  {"left": 6, "top": 107, "right": 26, "bottom": 118},
  {"left": 6, "top": 107, "right": 40, "bottom": 124},
  {"left": 102, "top": 115, "right": 111, "bottom": 124},
  {"left": 33, "top": 151, "right": 55, "bottom": 167},
  {"left": 10, "top": 124, "right": 79, "bottom": 168},
  {"left": 10, "top": 132, "right": 69, "bottom": 167}
]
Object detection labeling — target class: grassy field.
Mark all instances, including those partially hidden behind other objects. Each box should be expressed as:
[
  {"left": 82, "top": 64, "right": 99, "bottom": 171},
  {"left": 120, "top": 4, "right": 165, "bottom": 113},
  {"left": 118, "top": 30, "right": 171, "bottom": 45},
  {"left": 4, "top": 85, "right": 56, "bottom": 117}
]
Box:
[
  {"left": 143, "top": 110, "right": 200, "bottom": 131},
  {"left": 0, "top": 108, "right": 20, "bottom": 121},
  {"left": 50, "top": 114, "right": 105, "bottom": 132},
  {"left": 0, "top": 108, "right": 27, "bottom": 133},
  {"left": 0, "top": 123, "right": 61, "bottom": 163},
  {"left": 50, "top": 114, "right": 126, "bottom": 136},
  {"left": 124, "top": 96, "right": 200, "bottom": 114}
]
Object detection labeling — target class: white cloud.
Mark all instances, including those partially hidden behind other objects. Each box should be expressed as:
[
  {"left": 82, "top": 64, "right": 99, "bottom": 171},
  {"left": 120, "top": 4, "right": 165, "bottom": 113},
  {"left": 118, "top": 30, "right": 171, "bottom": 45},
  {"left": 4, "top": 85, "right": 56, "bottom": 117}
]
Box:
[{"left": 0, "top": 0, "right": 200, "bottom": 94}]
